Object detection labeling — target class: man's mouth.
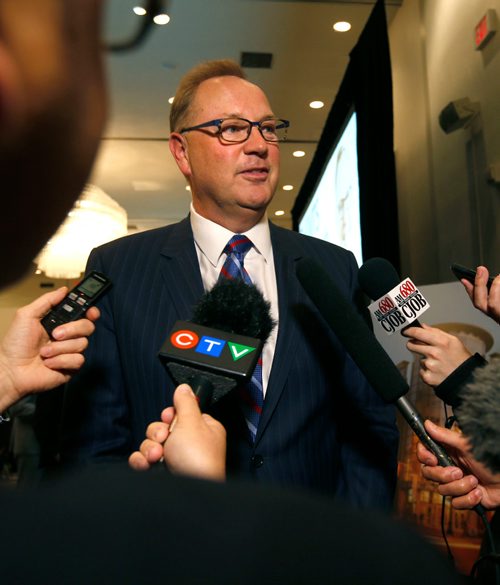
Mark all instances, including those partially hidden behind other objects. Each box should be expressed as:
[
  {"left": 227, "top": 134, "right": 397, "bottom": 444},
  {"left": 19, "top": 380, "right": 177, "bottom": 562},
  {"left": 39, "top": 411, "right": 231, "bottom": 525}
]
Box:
[{"left": 239, "top": 167, "right": 269, "bottom": 180}]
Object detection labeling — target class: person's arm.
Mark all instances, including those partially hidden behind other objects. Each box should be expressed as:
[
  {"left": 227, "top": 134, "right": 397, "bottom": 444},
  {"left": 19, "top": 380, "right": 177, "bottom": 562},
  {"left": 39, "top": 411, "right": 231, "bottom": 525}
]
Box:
[
  {"left": 403, "top": 324, "right": 472, "bottom": 387},
  {"left": 128, "top": 384, "right": 226, "bottom": 481},
  {"left": 461, "top": 266, "right": 500, "bottom": 324},
  {"left": 416, "top": 419, "right": 500, "bottom": 510},
  {"left": 0, "top": 287, "right": 99, "bottom": 413}
]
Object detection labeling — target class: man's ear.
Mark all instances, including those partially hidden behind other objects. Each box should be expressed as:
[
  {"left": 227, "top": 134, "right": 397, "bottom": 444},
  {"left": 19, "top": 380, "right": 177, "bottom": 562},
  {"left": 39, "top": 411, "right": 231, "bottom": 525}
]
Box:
[{"left": 169, "top": 132, "right": 191, "bottom": 178}]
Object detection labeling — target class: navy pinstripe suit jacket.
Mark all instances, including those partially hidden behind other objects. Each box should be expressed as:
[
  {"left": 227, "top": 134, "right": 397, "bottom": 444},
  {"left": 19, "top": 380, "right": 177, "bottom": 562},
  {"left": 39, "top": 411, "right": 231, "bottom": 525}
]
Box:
[{"left": 61, "top": 217, "right": 398, "bottom": 509}]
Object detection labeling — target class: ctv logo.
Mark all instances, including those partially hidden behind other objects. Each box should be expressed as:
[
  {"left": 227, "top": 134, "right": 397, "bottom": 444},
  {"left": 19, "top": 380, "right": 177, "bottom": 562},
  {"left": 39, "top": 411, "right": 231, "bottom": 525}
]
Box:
[{"left": 170, "top": 329, "right": 256, "bottom": 362}]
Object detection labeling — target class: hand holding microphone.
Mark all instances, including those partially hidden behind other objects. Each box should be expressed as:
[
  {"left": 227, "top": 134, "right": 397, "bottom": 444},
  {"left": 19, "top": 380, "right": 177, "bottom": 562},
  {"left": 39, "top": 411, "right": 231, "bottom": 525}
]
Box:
[
  {"left": 128, "top": 383, "right": 226, "bottom": 481},
  {"left": 359, "top": 257, "right": 480, "bottom": 406},
  {"left": 404, "top": 323, "right": 472, "bottom": 387},
  {"left": 417, "top": 419, "right": 500, "bottom": 511}
]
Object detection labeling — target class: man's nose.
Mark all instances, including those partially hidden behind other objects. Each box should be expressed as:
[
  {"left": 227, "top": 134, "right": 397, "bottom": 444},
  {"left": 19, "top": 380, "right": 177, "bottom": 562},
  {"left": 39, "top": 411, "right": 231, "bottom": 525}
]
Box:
[{"left": 244, "top": 124, "right": 268, "bottom": 155}]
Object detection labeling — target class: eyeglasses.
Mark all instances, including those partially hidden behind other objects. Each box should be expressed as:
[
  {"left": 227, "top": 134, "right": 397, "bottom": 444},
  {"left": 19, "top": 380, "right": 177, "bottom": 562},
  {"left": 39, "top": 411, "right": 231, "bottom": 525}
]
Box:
[
  {"left": 179, "top": 117, "right": 290, "bottom": 143},
  {"left": 105, "top": 0, "right": 167, "bottom": 52}
]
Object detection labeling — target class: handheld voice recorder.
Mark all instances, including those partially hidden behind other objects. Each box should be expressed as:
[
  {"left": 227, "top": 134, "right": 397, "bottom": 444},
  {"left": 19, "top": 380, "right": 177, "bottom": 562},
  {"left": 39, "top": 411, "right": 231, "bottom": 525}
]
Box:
[{"left": 41, "top": 271, "right": 112, "bottom": 337}]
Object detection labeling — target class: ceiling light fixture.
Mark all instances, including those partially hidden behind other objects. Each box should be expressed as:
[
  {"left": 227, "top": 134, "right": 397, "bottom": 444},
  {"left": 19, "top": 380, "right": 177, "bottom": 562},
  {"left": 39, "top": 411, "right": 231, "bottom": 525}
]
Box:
[
  {"left": 133, "top": 6, "right": 147, "bottom": 16},
  {"left": 153, "top": 14, "right": 170, "bottom": 25},
  {"left": 36, "top": 185, "right": 127, "bottom": 279},
  {"left": 274, "top": 210, "right": 285, "bottom": 216},
  {"left": 333, "top": 21, "right": 351, "bottom": 32},
  {"left": 168, "top": 96, "right": 174, "bottom": 104},
  {"left": 293, "top": 150, "right": 306, "bottom": 158},
  {"left": 282, "top": 185, "right": 294, "bottom": 191},
  {"left": 309, "top": 100, "right": 324, "bottom": 109}
]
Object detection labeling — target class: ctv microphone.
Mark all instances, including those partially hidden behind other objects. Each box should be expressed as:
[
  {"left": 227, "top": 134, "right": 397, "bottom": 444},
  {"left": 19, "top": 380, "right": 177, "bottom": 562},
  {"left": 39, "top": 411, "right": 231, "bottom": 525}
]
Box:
[
  {"left": 158, "top": 279, "right": 274, "bottom": 411},
  {"left": 358, "top": 257, "right": 429, "bottom": 335},
  {"left": 296, "top": 257, "right": 455, "bottom": 469}
]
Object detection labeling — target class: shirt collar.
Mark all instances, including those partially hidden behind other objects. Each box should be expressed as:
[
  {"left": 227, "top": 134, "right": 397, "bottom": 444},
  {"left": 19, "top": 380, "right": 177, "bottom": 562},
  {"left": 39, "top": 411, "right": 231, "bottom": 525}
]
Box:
[{"left": 190, "top": 203, "right": 272, "bottom": 267}]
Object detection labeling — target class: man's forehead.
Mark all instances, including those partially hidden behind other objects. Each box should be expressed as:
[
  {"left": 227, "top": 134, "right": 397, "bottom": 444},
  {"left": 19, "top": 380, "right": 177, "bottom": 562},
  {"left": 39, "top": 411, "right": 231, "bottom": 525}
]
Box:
[{"left": 192, "top": 76, "right": 273, "bottom": 116}]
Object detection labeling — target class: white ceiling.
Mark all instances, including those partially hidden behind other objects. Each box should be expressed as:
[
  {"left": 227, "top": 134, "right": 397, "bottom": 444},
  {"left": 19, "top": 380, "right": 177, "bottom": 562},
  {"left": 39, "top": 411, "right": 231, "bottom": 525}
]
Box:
[{"left": 94, "top": 0, "right": 402, "bottom": 231}]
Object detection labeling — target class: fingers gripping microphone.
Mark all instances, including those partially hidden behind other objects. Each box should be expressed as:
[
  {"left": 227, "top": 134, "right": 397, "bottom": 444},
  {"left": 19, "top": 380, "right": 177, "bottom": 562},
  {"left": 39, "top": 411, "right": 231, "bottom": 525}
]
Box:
[
  {"left": 359, "top": 257, "right": 480, "bottom": 410},
  {"left": 296, "top": 257, "right": 455, "bottom": 469},
  {"left": 158, "top": 279, "right": 275, "bottom": 411}
]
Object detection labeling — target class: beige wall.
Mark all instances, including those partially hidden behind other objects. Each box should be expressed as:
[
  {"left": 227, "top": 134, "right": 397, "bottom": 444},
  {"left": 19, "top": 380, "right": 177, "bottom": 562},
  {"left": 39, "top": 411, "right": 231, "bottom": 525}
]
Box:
[{"left": 390, "top": 0, "right": 500, "bottom": 285}]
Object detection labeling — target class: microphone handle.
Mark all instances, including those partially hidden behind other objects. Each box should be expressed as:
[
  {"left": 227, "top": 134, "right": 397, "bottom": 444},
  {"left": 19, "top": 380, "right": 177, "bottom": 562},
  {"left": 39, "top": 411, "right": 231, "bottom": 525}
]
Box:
[
  {"left": 190, "top": 375, "right": 213, "bottom": 412},
  {"left": 396, "top": 396, "right": 454, "bottom": 467},
  {"left": 396, "top": 395, "right": 486, "bottom": 515}
]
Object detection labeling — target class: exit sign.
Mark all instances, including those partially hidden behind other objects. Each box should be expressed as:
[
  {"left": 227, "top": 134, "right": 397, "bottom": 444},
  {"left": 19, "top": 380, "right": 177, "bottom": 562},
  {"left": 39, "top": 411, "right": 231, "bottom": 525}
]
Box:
[{"left": 475, "top": 10, "right": 497, "bottom": 50}]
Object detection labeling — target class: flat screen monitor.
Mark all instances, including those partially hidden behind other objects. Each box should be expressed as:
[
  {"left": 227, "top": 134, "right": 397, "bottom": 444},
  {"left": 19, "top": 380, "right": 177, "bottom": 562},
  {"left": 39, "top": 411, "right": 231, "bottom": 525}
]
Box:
[{"left": 298, "top": 111, "right": 362, "bottom": 266}]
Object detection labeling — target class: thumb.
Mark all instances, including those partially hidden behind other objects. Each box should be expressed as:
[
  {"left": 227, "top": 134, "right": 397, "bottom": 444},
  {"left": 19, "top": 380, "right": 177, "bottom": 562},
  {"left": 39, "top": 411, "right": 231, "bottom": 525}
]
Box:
[
  {"left": 173, "top": 384, "right": 201, "bottom": 421},
  {"left": 24, "top": 287, "right": 68, "bottom": 319},
  {"left": 424, "top": 419, "right": 462, "bottom": 450}
]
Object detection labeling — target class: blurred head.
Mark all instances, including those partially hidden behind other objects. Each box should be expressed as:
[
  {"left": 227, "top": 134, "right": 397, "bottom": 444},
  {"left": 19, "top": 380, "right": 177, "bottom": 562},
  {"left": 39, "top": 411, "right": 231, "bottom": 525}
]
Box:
[
  {"left": 0, "top": 0, "right": 107, "bottom": 287},
  {"left": 169, "top": 60, "right": 281, "bottom": 233}
]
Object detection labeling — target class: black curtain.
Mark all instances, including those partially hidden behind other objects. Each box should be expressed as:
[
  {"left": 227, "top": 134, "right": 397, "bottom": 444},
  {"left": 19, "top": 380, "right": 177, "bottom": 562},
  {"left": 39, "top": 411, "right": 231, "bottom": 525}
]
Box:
[{"left": 292, "top": 0, "right": 400, "bottom": 273}]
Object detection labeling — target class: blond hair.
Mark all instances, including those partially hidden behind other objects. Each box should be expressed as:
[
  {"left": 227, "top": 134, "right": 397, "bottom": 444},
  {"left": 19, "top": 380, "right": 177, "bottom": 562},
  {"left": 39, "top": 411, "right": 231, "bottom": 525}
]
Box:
[{"left": 169, "top": 59, "right": 246, "bottom": 132}]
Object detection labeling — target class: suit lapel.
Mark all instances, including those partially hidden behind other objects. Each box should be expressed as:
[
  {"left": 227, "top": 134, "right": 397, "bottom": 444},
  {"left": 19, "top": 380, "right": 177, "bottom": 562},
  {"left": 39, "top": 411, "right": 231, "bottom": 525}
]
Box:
[
  {"left": 158, "top": 217, "right": 205, "bottom": 319},
  {"left": 254, "top": 223, "right": 305, "bottom": 445}
]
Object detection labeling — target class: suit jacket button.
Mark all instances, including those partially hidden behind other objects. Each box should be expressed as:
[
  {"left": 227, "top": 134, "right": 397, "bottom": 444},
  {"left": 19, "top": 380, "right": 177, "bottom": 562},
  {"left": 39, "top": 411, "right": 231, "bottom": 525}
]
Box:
[{"left": 251, "top": 454, "right": 264, "bottom": 468}]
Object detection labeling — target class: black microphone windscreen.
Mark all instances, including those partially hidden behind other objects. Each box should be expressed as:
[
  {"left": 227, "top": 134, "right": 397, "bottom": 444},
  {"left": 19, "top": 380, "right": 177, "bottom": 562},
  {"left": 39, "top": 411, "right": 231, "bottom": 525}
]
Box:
[
  {"left": 358, "top": 257, "right": 401, "bottom": 300},
  {"left": 455, "top": 359, "right": 500, "bottom": 474},
  {"left": 296, "top": 258, "right": 409, "bottom": 403},
  {"left": 192, "top": 279, "right": 275, "bottom": 343}
]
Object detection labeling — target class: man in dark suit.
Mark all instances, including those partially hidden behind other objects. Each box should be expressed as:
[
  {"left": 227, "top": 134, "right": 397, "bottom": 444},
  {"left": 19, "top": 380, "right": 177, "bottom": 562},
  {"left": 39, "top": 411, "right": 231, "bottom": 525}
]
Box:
[
  {"left": 0, "top": 11, "right": 462, "bottom": 584},
  {"left": 60, "top": 59, "right": 398, "bottom": 509}
]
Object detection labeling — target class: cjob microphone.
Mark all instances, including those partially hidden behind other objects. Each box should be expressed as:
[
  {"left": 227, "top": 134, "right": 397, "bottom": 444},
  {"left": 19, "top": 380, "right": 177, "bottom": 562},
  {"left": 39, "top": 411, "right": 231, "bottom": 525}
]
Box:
[
  {"left": 455, "top": 358, "right": 500, "bottom": 474},
  {"left": 359, "top": 257, "right": 485, "bottom": 410},
  {"left": 358, "top": 257, "right": 429, "bottom": 335},
  {"left": 158, "top": 279, "right": 274, "bottom": 411},
  {"left": 296, "top": 257, "right": 456, "bottom": 469}
]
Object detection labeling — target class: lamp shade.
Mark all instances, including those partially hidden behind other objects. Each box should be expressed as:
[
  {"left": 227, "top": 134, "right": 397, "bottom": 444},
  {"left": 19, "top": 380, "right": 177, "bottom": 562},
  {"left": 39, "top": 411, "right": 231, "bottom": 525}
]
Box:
[{"left": 36, "top": 185, "right": 127, "bottom": 279}]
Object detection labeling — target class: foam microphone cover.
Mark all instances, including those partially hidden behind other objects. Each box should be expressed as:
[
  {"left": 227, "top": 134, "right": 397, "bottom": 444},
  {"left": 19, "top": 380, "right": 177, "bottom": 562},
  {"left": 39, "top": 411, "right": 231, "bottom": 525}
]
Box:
[
  {"left": 162, "top": 279, "right": 275, "bottom": 409},
  {"left": 296, "top": 257, "right": 409, "bottom": 403},
  {"left": 192, "top": 279, "right": 275, "bottom": 342},
  {"left": 358, "top": 257, "right": 401, "bottom": 300},
  {"left": 455, "top": 359, "right": 500, "bottom": 474}
]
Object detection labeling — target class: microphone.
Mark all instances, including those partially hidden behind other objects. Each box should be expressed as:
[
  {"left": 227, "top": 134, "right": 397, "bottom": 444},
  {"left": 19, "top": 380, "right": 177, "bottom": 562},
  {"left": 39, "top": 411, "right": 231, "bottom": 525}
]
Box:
[
  {"left": 358, "top": 257, "right": 429, "bottom": 335},
  {"left": 296, "top": 257, "right": 455, "bottom": 468},
  {"left": 455, "top": 359, "right": 500, "bottom": 474},
  {"left": 359, "top": 257, "right": 484, "bottom": 410},
  {"left": 158, "top": 279, "right": 274, "bottom": 411}
]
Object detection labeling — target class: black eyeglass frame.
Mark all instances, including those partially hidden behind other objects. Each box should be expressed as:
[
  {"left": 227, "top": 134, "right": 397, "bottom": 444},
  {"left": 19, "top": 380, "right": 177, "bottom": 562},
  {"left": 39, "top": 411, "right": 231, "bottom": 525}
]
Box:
[{"left": 179, "top": 117, "right": 290, "bottom": 143}]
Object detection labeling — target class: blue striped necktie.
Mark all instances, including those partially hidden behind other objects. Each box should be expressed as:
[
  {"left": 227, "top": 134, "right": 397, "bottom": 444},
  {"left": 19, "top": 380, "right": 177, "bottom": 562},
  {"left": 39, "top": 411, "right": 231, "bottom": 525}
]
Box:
[{"left": 218, "top": 234, "right": 263, "bottom": 442}]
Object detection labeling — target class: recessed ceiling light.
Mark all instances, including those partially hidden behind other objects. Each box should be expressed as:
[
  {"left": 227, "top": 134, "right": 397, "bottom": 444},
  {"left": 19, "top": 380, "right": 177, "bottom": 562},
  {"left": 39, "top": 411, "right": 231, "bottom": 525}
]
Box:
[
  {"left": 282, "top": 185, "right": 294, "bottom": 191},
  {"left": 35, "top": 268, "right": 42, "bottom": 275},
  {"left": 333, "top": 21, "right": 351, "bottom": 32},
  {"left": 154, "top": 14, "right": 170, "bottom": 25},
  {"left": 293, "top": 150, "right": 306, "bottom": 158},
  {"left": 168, "top": 96, "right": 174, "bottom": 104},
  {"left": 133, "top": 6, "right": 147, "bottom": 16},
  {"left": 274, "top": 210, "right": 285, "bottom": 216},
  {"left": 309, "top": 100, "right": 324, "bottom": 109},
  {"left": 185, "top": 185, "right": 191, "bottom": 191}
]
